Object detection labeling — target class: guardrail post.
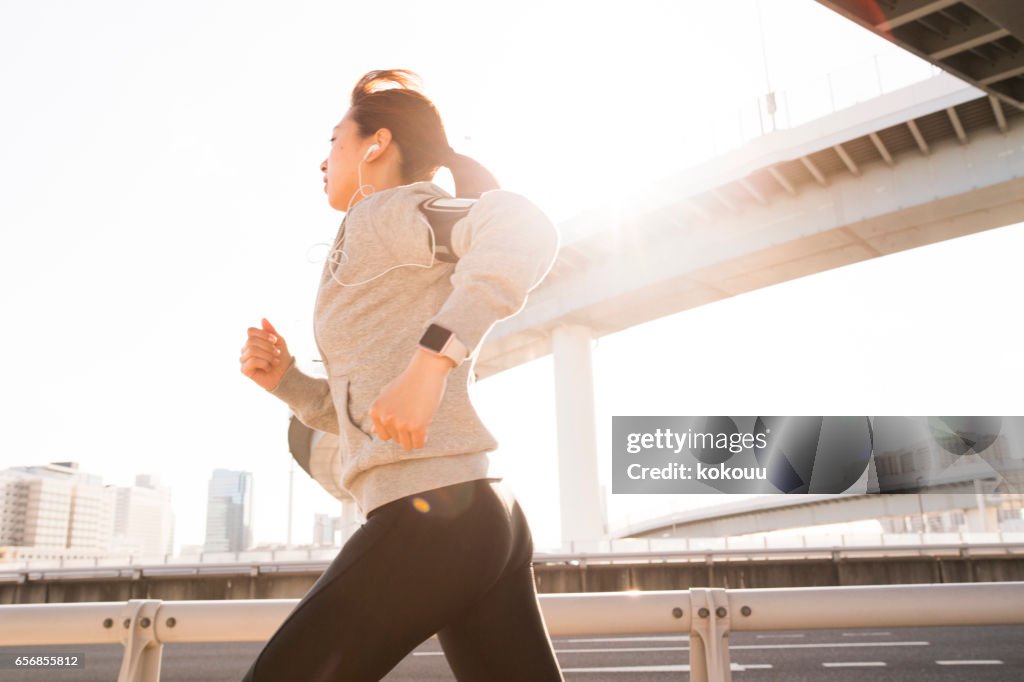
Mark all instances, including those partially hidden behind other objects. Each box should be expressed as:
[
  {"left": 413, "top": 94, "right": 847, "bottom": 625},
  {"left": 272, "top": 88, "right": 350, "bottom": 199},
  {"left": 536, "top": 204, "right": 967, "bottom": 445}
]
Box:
[
  {"left": 687, "top": 588, "right": 732, "bottom": 682},
  {"left": 117, "top": 599, "right": 164, "bottom": 682}
]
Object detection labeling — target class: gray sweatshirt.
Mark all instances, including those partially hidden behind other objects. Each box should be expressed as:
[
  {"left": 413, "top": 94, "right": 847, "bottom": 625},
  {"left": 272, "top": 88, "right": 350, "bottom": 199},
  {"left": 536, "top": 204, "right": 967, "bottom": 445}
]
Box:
[{"left": 266, "top": 180, "right": 560, "bottom": 516}]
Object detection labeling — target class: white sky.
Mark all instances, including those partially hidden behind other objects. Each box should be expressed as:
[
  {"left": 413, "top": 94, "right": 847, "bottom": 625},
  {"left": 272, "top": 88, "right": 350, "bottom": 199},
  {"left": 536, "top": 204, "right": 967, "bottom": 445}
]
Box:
[{"left": 2, "top": 0, "right": 1021, "bottom": 554}]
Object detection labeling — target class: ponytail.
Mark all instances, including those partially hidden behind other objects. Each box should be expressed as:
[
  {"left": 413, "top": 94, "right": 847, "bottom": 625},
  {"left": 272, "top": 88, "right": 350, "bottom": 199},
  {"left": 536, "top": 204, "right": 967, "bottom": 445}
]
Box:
[
  {"left": 349, "top": 69, "right": 501, "bottom": 199},
  {"left": 444, "top": 151, "right": 500, "bottom": 199}
]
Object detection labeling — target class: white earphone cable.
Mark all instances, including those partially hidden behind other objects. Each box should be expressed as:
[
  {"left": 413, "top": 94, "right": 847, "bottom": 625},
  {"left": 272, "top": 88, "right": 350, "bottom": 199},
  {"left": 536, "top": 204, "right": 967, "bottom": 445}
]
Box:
[{"left": 325, "top": 147, "right": 437, "bottom": 287}]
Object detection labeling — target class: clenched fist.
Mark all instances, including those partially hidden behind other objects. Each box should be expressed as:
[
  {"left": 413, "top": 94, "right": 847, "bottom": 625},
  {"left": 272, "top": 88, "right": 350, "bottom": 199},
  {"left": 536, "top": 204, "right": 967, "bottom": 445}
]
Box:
[{"left": 240, "top": 318, "right": 294, "bottom": 391}]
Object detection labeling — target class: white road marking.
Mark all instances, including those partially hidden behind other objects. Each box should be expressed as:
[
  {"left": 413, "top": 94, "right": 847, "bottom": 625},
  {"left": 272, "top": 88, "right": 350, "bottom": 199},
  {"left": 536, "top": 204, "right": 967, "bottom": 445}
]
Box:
[
  {"left": 558, "top": 641, "right": 929, "bottom": 654},
  {"left": 561, "top": 665, "right": 689, "bottom": 674},
  {"left": 841, "top": 631, "right": 891, "bottom": 636},
  {"left": 822, "top": 661, "right": 887, "bottom": 667},
  {"left": 560, "top": 663, "right": 773, "bottom": 673},
  {"left": 731, "top": 641, "right": 928, "bottom": 650},
  {"left": 554, "top": 646, "right": 688, "bottom": 654},
  {"left": 936, "top": 660, "right": 1004, "bottom": 665},
  {"left": 563, "top": 636, "right": 688, "bottom": 643},
  {"left": 755, "top": 633, "right": 805, "bottom": 638},
  {"left": 415, "top": 646, "right": 689, "bottom": 656},
  {"left": 416, "top": 640, "right": 929, "bottom": 656}
]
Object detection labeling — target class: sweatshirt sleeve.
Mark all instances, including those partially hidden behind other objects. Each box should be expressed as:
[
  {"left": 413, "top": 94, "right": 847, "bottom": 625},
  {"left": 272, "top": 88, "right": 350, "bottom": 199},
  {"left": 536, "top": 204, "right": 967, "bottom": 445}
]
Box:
[
  {"left": 424, "top": 190, "right": 560, "bottom": 356},
  {"left": 265, "top": 356, "right": 339, "bottom": 435}
]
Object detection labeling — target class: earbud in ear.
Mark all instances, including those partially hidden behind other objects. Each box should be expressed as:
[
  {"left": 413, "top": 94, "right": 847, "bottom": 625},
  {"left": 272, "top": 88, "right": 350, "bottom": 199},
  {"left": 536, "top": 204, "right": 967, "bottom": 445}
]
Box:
[{"left": 364, "top": 143, "right": 380, "bottom": 160}]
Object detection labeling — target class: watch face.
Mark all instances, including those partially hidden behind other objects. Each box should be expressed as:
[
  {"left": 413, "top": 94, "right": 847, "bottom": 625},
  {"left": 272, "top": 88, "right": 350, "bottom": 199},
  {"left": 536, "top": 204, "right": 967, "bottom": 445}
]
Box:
[{"left": 420, "top": 323, "right": 452, "bottom": 352}]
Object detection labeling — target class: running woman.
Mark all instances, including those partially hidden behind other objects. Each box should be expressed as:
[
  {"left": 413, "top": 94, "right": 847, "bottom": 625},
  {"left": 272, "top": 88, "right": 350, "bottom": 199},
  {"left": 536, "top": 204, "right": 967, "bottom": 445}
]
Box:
[{"left": 238, "top": 68, "right": 564, "bottom": 681}]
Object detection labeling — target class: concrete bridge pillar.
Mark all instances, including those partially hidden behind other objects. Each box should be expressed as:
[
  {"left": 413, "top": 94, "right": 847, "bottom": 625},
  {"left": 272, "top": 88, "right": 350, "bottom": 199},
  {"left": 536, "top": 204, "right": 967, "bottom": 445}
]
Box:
[
  {"left": 965, "top": 505, "right": 1000, "bottom": 533},
  {"left": 339, "top": 500, "right": 360, "bottom": 545},
  {"left": 551, "top": 323, "right": 605, "bottom": 548}
]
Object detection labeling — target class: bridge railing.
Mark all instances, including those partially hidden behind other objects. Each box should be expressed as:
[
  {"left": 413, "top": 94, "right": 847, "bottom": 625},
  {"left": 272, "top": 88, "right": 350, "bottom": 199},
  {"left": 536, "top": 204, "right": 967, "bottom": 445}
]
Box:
[
  {"left": 710, "top": 50, "right": 945, "bottom": 152},
  {"left": 2, "top": 539, "right": 1022, "bottom": 584},
  {"left": 556, "top": 529, "right": 1024, "bottom": 555},
  {"left": 1, "top": 582, "right": 1022, "bottom": 682},
  {"left": 3, "top": 530, "right": 1021, "bottom": 572}
]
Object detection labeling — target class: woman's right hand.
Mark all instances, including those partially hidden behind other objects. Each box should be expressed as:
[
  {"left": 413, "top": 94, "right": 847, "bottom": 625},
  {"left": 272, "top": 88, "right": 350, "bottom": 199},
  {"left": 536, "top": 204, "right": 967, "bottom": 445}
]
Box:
[{"left": 240, "top": 318, "right": 294, "bottom": 391}]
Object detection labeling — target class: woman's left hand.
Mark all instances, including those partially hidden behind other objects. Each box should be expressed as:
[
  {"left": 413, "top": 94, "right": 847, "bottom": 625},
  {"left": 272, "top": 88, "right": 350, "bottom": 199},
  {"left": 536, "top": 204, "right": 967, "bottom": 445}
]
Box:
[{"left": 368, "top": 348, "right": 456, "bottom": 450}]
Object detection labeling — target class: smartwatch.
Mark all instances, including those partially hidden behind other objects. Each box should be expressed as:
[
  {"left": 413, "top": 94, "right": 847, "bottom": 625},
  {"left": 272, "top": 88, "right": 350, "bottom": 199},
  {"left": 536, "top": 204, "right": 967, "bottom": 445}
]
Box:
[{"left": 418, "top": 323, "right": 469, "bottom": 367}]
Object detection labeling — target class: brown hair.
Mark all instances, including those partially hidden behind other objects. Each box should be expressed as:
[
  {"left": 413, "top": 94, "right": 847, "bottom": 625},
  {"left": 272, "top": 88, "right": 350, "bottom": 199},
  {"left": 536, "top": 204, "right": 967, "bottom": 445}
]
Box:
[{"left": 348, "top": 69, "right": 500, "bottom": 199}]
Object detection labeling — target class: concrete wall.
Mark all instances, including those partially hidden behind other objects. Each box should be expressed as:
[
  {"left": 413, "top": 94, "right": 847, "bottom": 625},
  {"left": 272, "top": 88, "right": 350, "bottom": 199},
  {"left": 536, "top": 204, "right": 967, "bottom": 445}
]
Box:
[
  {"left": 532, "top": 557, "right": 1024, "bottom": 593},
  {"left": 3, "top": 556, "right": 1023, "bottom": 604}
]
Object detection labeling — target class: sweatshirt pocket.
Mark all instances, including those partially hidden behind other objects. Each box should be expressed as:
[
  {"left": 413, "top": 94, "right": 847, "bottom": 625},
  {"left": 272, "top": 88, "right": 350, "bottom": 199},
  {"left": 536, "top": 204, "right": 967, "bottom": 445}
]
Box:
[
  {"left": 328, "top": 368, "right": 499, "bottom": 477},
  {"left": 327, "top": 372, "right": 407, "bottom": 474},
  {"left": 327, "top": 375, "right": 374, "bottom": 455}
]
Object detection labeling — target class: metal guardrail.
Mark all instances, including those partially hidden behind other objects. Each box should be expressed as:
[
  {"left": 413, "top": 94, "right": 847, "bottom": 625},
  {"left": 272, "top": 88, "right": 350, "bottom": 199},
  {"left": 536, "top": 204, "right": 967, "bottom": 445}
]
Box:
[
  {"left": 2, "top": 541, "right": 1022, "bottom": 584},
  {"left": 1, "top": 582, "right": 1022, "bottom": 682}
]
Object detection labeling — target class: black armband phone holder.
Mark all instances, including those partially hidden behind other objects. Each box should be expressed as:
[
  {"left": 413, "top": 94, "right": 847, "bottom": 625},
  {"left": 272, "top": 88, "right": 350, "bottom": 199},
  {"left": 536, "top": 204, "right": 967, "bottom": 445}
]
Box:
[{"left": 418, "top": 196, "right": 478, "bottom": 263}]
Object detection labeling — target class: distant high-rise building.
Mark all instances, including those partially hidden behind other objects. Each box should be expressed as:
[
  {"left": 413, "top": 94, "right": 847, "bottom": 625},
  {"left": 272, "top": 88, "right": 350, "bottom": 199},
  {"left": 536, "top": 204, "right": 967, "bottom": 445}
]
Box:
[
  {"left": 312, "top": 513, "right": 342, "bottom": 546},
  {"left": 0, "top": 462, "right": 115, "bottom": 552},
  {"left": 110, "top": 474, "right": 175, "bottom": 557},
  {"left": 204, "top": 469, "right": 253, "bottom": 553}
]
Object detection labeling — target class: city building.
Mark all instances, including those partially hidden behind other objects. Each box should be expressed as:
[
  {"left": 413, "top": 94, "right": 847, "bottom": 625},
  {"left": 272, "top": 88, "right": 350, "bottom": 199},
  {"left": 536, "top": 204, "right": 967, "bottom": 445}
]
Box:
[
  {"left": 312, "top": 513, "right": 342, "bottom": 546},
  {"left": 111, "top": 474, "right": 175, "bottom": 557},
  {"left": 204, "top": 469, "right": 254, "bottom": 553},
  {"left": 0, "top": 462, "right": 115, "bottom": 552}
]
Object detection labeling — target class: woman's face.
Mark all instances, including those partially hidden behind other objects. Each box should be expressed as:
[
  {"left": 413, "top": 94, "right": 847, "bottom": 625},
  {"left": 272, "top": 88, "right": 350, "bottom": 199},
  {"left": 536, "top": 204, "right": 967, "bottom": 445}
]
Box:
[{"left": 320, "top": 113, "right": 371, "bottom": 212}]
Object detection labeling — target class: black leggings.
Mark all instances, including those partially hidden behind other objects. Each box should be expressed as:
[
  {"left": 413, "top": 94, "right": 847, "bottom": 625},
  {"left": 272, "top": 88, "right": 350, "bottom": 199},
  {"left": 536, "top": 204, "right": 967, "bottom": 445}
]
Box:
[{"left": 241, "top": 477, "right": 564, "bottom": 681}]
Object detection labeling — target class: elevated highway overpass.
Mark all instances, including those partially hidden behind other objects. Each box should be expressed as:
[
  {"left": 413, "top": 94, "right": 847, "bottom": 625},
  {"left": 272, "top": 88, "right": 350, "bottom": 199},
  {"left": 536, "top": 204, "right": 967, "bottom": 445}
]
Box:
[
  {"left": 474, "top": 69, "right": 1023, "bottom": 544},
  {"left": 305, "top": 64, "right": 1024, "bottom": 547},
  {"left": 480, "top": 71, "right": 1023, "bottom": 377}
]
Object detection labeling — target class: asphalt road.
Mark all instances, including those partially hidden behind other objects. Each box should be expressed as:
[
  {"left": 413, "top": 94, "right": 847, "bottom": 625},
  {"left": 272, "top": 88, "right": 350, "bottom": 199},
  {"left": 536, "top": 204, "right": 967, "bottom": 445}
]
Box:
[{"left": 2, "top": 625, "right": 1022, "bottom": 680}]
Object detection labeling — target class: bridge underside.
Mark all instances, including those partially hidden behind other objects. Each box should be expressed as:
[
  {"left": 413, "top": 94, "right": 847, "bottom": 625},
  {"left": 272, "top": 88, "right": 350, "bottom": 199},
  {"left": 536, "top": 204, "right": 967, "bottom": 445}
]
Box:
[
  {"left": 816, "top": 0, "right": 1024, "bottom": 110},
  {"left": 477, "top": 79, "right": 1024, "bottom": 383},
  {"left": 623, "top": 491, "right": 1000, "bottom": 538}
]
